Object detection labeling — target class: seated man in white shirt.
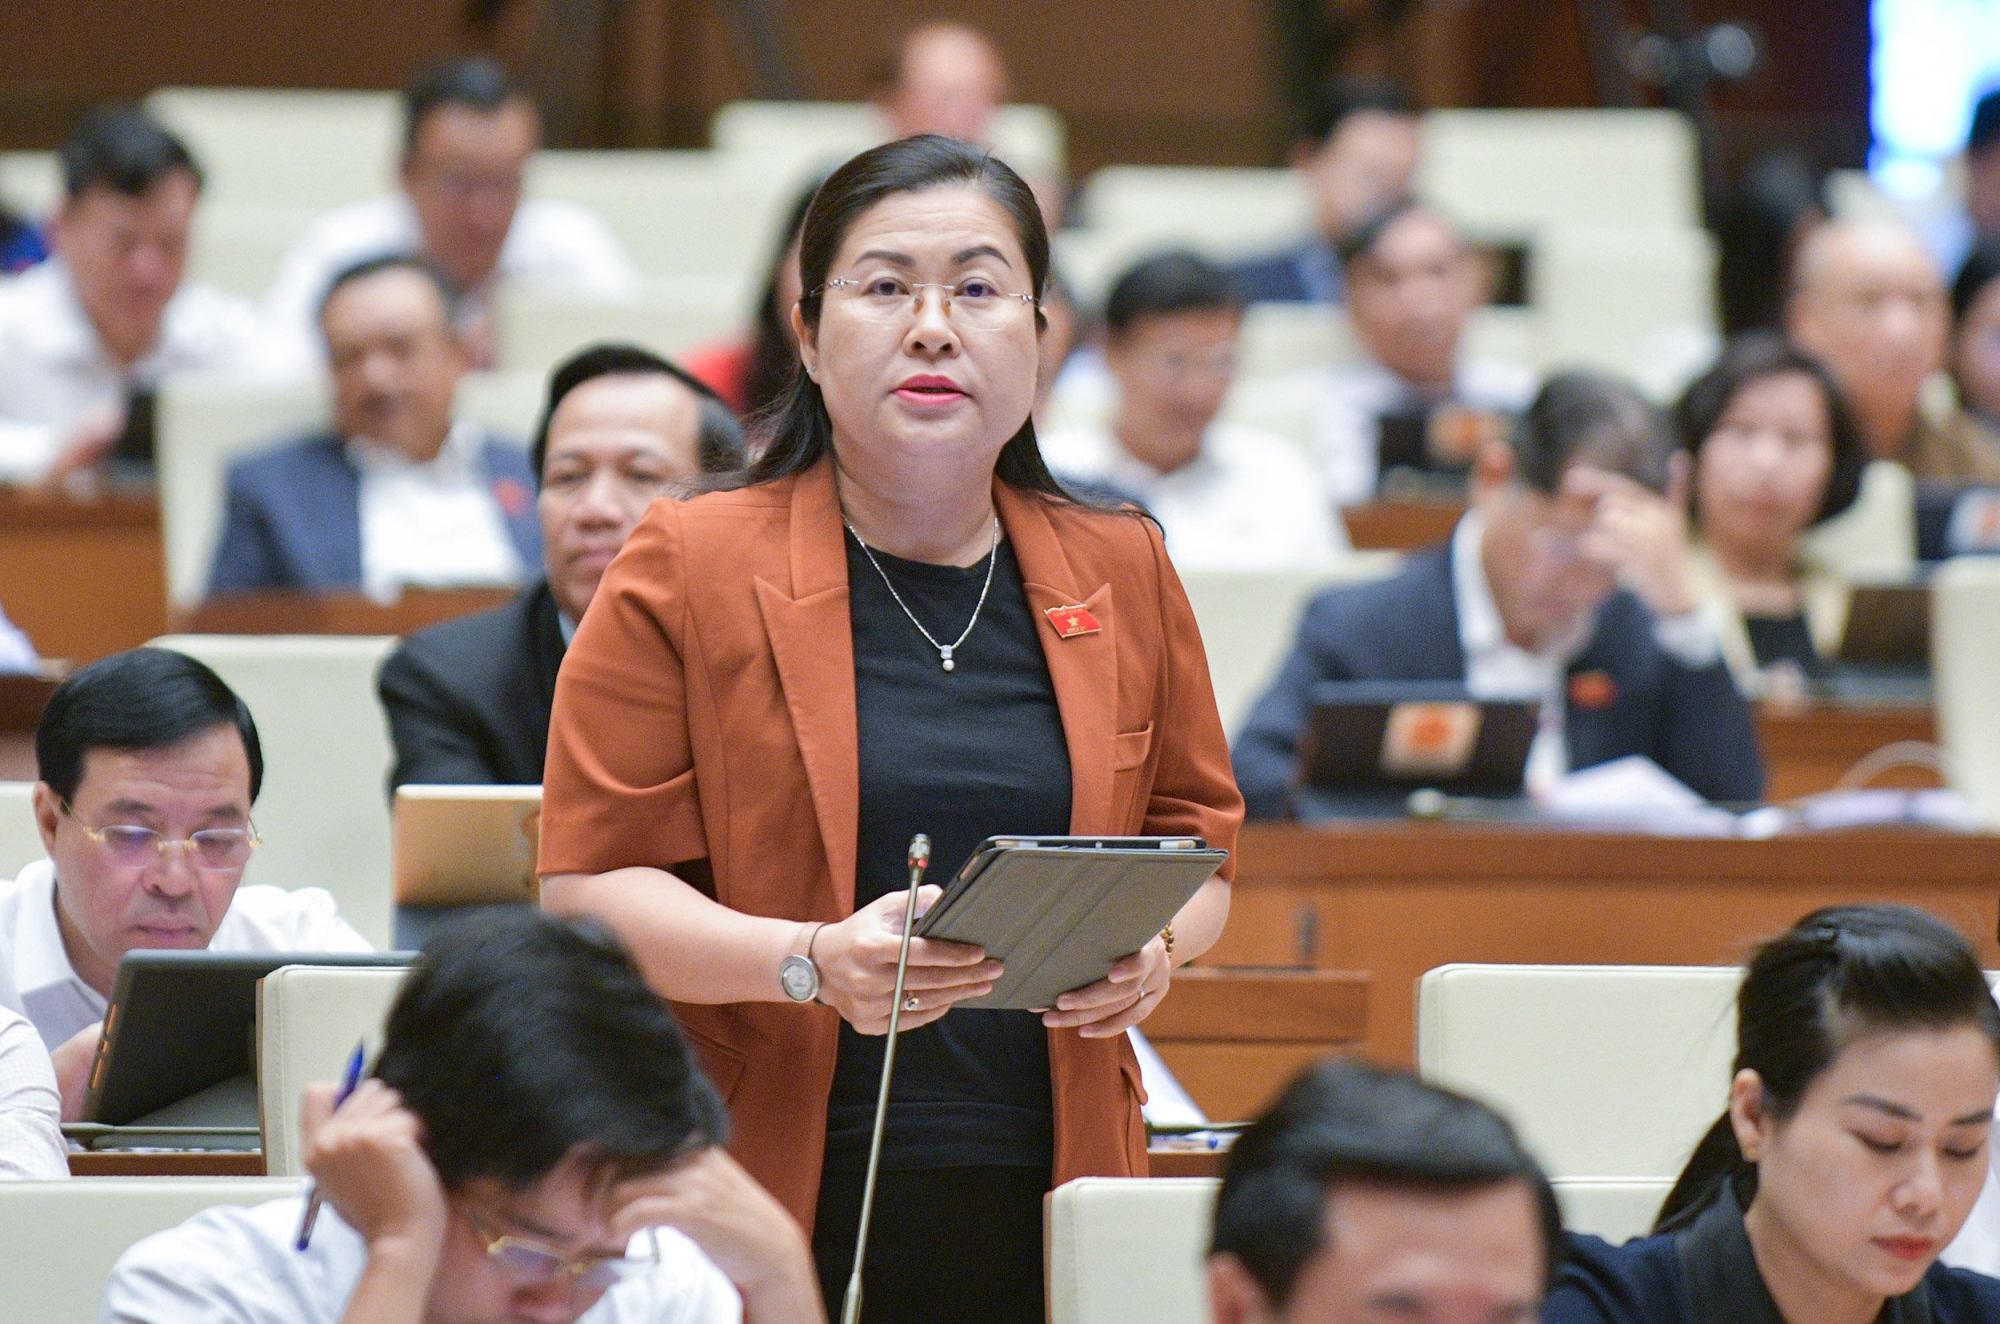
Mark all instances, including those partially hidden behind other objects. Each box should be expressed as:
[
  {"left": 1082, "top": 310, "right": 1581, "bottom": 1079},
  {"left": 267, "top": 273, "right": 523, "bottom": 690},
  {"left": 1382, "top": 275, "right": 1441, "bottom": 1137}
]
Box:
[
  {"left": 0, "top": 103, "right": 266, "bottom": 486},
  {"left": 1039, "top": 250, "right": 1347, "bottom": 570},
  {"left": 104, "top": 908, "right": 824, "bottom": 1323},
  {"left": 263, "top": 56, "right": 639, "bottom": 370},
  {"left": 1290, "top": 198, "right": 1534, "bottom": 506},
  {"left": 0, "top": 960, "right": 65, "bottom": 1179},
  {"left": 0, "top": 647, "right": 368, "bottom": 1117},
  {"left": 209, "top": 255, "right": 542, "bottom": 598}
]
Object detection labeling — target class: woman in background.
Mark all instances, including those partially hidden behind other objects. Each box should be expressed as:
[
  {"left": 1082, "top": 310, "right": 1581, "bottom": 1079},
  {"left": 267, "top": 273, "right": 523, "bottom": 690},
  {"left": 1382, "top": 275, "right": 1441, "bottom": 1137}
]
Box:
[
  {"left": 1548, "top": 903, "right": 2000, "bottom": 1322},
  {"left": 1676, "top": 333, "right": 1867, "bottom": 696}
]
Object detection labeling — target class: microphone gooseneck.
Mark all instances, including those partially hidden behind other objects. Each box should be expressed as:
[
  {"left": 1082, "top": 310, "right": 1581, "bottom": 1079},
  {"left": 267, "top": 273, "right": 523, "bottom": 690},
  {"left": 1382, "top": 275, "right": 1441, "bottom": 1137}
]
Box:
[{"left": 840, "top": 833, "right": 931, "bottom": 1324}]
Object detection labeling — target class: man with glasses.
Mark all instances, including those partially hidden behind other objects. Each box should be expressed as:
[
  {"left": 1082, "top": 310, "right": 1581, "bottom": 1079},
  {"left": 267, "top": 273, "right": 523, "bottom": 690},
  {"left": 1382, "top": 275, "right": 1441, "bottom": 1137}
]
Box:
[
  {"left": 104, "top": 910, "right": 824, "bottom": 1323},
  {"left": 0, "top": 647, "right": 367, "bottom": 1117},
  {"left": 1039, "top": 250, "right": 1347, "bottom": 569},
  {"left": 262, "top": 56, "right": 638, "bottom": 371},
  {"left": 1232, "top": 371, "right": 1763, "bottom": 818}
]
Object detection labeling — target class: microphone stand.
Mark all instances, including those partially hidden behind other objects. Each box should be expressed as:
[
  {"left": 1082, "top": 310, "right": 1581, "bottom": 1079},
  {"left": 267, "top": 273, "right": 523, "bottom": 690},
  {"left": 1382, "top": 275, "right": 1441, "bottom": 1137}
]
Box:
[{"left": 840, "top": 833, "right": 930, "bottom": 1324}]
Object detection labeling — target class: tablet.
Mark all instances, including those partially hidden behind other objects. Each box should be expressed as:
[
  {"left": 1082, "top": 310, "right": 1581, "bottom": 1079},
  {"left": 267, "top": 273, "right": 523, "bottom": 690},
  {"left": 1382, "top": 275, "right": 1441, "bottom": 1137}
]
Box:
[
  {"left": 914, "top": 836, "right": 1227, "bottom": 1011},
  {"left": 86, "top": 949, "right": 410, "bottom": 1127},
  {"left": 1297, "top": 680, "right": 1538, "bottom": 796},
  {"left": 1835, "top": 580, "right": 1930, "bottom": 667},
  {"left": 393, "top": 783, "right": 543, "bottom": 907}
]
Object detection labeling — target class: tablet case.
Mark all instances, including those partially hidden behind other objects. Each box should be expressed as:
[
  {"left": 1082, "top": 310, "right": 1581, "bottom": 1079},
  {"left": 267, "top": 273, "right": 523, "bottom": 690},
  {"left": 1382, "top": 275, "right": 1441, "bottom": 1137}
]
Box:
[
  {"left": 914, "top": 838, "right": 1226, "bottom": 1010},
  {"left": 87, "top": 949, "right": 410, "bottom": 1127},
  {"left": 393, "top": 783, "right": 544, "bottom": 906}
]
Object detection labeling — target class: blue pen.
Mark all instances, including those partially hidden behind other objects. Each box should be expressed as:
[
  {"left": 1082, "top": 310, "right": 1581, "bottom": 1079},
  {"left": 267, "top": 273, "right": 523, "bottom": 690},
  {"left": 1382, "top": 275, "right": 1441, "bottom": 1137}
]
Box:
[{"left": 294, "top": 1040, "right": 368, "bottom": 1251}]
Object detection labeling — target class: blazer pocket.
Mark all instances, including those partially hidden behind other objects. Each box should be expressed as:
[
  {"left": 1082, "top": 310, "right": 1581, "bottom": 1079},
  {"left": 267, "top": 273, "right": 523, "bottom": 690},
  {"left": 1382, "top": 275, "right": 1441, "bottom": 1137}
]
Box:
[
  {"left": 679, "top": 1023, "right": 748, "bottom": 1103},
  {"left": 1112, "top": 723, "right": 1156, "bottom": 772}
]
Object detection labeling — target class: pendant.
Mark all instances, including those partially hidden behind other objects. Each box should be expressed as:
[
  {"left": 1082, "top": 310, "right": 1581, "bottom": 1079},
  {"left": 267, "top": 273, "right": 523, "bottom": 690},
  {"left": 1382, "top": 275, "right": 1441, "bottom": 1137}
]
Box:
[{"left": 940, "top": 645, "right": 955, "bottom": 672}]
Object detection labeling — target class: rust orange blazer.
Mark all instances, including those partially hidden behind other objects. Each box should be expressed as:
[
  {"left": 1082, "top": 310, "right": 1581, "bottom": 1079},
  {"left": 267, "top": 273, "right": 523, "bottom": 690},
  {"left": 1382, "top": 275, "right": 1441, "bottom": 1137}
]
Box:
[{"left": 538, "top": 455, "right": 1245, "bottom": 1228}]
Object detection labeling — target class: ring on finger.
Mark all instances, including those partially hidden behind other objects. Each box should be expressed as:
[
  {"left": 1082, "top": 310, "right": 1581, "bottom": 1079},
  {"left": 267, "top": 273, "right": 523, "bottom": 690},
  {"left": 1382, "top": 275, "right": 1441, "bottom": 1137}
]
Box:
[{"left": 904, "top": 995, "right": 920, "bottom": 1011}]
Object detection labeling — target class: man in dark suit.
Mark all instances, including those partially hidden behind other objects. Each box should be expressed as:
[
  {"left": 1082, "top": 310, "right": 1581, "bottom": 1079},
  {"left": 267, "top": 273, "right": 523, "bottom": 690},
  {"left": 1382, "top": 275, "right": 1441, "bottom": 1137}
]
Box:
[
  {"left": 207, "top": 254, "right": 541, "bottom": 597},
  {"left": 377, "top": 343, "right": 745, "bottom": 789},
  {"left": 1233, "top": 372, "right": 1765, "bottom": 819},
  {"left": 1232, "top": 78, "right": 1421, "bottom": 305}
]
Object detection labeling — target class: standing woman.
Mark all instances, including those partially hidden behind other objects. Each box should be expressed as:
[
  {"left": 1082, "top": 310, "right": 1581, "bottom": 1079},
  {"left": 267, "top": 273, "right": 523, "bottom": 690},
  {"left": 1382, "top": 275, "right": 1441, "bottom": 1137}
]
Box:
[
  {"left": 1548, "top": 904, "right": 2000, "bottom": 1322},
  {"left": 538, "top": 136, "right": 1242, "bottom": 1322}
]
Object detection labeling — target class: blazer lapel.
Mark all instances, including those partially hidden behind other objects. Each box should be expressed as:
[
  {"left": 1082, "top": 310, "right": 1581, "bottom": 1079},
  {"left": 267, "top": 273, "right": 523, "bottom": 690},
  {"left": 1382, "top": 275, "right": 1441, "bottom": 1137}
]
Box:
[
  {"left": 754, "top": 461, "right": 860, "bottom": 912},
  {"left": 1000, "top": 484, "right": 1118, "bottom": 834}
]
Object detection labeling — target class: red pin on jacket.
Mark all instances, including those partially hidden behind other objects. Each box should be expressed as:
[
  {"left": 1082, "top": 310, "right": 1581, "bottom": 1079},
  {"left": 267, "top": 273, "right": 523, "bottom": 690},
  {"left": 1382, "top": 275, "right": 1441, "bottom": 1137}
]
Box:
[{"left": 1045, "top": 604, "right": 1101, "bottom": 638}]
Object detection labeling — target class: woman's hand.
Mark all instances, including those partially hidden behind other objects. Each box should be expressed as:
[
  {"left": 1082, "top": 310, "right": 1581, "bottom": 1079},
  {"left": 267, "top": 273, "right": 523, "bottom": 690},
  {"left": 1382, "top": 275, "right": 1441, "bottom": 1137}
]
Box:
[
  {"left": 1039, "top": 935, "right": 1172, "bottom": 1039},
  {"left": 813, "top": 885, "right": 1002, "bottom": 1034}
]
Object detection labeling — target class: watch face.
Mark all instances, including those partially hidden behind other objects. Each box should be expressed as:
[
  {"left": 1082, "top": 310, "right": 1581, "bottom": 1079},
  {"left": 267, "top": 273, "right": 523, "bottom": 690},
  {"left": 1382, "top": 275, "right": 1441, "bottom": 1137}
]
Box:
[{"left": 779, "top": 955, "right": 819, "bottom": 1003}]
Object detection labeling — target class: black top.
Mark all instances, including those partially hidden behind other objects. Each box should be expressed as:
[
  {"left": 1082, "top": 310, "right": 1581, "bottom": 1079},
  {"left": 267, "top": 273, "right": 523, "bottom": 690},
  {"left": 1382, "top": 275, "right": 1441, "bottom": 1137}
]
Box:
[
  {"left": 823, "top": 533, "right": 1071, "bottom": 1174},
  {"left": 1744, "top": 612, "right": 1831, "bottom": 681},
  {"left": 376, "top": 579, "right": 567, "bottom": 792},
  {"left": 1547, "top": 1184, "right": 2000, "bottom": 1322}
]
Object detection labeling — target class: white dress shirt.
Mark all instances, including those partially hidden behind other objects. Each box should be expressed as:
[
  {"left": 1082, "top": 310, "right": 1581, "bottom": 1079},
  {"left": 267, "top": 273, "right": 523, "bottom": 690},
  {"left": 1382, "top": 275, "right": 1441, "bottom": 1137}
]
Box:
[
  {"left": 103, "top": 1197, "right": 743, "bottom": 1323},
  {"left": 262, "top": 192, "right": 641, "bottom": 369},
  {"left": 351, "top": 420, "right": 526, "bottom": 602},
  {"left": 0, "top": 260, "right": 268, "bottom": 482},
  {"left": 0, "top": 1002, "right": 65, "bottom": 1180},
  {"left": 1291, "top": 355, "right": 1536, "bottom": 506},
  {"left": 0, "top": 858, "right": 370, "bottom": 1050},
  {"left": 0, "top": 604, "right": 35, "bottom": 674},
  {"left": 1039, "top": 422, "right": 1349, "bottom": 570}
]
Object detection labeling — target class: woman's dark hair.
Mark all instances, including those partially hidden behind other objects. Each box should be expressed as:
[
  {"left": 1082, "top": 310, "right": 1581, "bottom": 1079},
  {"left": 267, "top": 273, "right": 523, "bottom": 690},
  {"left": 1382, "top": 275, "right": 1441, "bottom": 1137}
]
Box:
[
  {"left": 375, "top": 909, "right": 728, "bottom": 1192},
  {"left": 1952, "top": 235, "right": 2000, "bottom": 325},
  {"left": 741, "top": 177, "right": 824, "bottom": 422},
  {"left": 531, "top": 341, "right": 745, "bottom": 481},
  {"left": 1656, "top": 904, "right": 2000, "bottom": 1231},
  {"left": 732, "top": 134, "right": 1072, "bottom": 502},
  {"left": 37, "top": 647, "right": 263, "bottom": 805},
  {"left": 1512, "top": 370, "right": 1677, "bottom": 496},
  {"left": 1103, "top": 249, "right": 1241, "bottom": 337},
  {"left": 1674, "top": 332, "right": 1867, "bottom": 528},
  {"left": 1213, "top": 1059, "right": 1562, "bottom": 1308}
]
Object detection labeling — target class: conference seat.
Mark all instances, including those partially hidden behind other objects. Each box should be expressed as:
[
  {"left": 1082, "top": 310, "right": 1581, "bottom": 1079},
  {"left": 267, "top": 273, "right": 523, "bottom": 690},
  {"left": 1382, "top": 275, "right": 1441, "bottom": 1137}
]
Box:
[
  {"left": 1416, "top": 963, "right": 1740, "bottom": 1181},
  {"left": 709, "top": 99, "right": 1067, "bottom": 184},
  {"left": 258, "top": 963, "right": 409, "bottom": 1175},
  {"left": 1552, "top": 1176, "right": 1677, "bottom": 1246},
  {"left": 1231, "top": 303, "right": 1544, "bottom": 384},
  {"left": 1528, "top": 225, "right": 1719, "bottom": 397},
  {"left": 143, "top": 86, "right": 398, "bottom": 212},
  {"left": 1417, "top": 109, "right": 1702, "bottom": 236},
  {"left": 1933, "top": 555, "right": 2000, "bottom": 826},
  {"left": 0, "top": 1177, "right": 303, "bottom": 1324},
  {"left": 1797, "top": 459, "right": 1920, "bottom": 582},
  {"left": 493, "top": 281, "right": 746, "bottom": 376},
  {"left": 185, "top": 203, "right": 321, "bottom": 298},
  {"left": 1076, "top": 166, "right": 1313, "bottom": 253},
  {"left": 0, "top": 780, "right": 39, "bottom": 877},
  {"left": 0, "top": 149, "right": 59, "bottom": 222},
  {"left": 149, "top": 634, "right": 398, "bottom": 948}
]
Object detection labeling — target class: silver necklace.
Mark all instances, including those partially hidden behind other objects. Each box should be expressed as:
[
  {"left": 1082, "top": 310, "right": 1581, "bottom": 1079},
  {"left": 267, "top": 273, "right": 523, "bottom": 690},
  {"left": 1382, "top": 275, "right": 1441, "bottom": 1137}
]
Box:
[{"left": 844, "top": 514, "right": 1000, "bottom": 672}]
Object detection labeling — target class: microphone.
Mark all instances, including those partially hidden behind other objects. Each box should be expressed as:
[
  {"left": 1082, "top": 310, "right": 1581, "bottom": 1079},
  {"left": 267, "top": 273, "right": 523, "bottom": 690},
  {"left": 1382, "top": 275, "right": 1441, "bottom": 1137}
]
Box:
[{"left": 841, "top": 833, "right": 931, "bottom": 1324}]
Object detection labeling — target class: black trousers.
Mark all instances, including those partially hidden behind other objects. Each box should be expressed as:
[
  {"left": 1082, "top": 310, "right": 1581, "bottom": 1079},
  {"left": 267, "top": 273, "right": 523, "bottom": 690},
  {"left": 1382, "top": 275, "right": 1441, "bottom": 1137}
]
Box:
[{"left": 812, "top": 1165, "right": 1050, "bottom": 1323}]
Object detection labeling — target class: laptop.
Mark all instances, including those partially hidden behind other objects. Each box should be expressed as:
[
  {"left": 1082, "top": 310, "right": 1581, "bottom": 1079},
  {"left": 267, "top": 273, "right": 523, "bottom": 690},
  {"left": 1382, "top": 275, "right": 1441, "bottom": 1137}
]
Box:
[
  {"left": 392, "top": 783, "right": 543, "bottom": 908},
  {"left": 81, "top": 949, "right": 410, "bottom": 1142},
  {"left": 1294, "top": 680, "right": 1539, "bottom": 816}
]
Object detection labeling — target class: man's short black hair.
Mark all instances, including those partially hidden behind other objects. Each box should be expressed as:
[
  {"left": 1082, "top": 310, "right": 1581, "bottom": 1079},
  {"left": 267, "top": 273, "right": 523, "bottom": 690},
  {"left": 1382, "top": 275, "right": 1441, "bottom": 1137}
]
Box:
[
  {"left": 316, "top": 252, "right": 460, "bottom": 333},
  {"left": 1512, "top": 370, "right": 1677, "bottom": 496},
  {"left": 36, "top": 648, "right": 263, "bottom": 805},
  {"left": 531, "top": 342, "right": 747, "bottom": 483},
  {"left": 60, "top": 103, "right": 202, "bottom": 200},
  {"left": 1103, "top": 250, "right": 1242, "bottom": 337},
  {"left": 1969, "top": 87, "right": 2000, "bottom": 158},
  {"left": 374, "top": 909, "right": 727, "bottom": 1191},
  {"left": 1335, "top": 196, "right": 1453, "bottom": 270},
  {"left": 1211, "top": 1060, "right": 1561, "bottom": 1311},
  {"left": 1304, "top": 76, "right": 1418, "bottom": 146},
  {"left": 403, "top": 56, "right": 528, "bottom": 154}
]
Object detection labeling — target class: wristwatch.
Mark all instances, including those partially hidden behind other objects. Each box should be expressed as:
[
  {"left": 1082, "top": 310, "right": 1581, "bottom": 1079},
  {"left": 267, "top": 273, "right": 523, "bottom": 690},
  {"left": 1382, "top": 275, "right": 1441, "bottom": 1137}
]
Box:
[{"left": 779, "top": 922, "right": 823, "bottom": 1003}]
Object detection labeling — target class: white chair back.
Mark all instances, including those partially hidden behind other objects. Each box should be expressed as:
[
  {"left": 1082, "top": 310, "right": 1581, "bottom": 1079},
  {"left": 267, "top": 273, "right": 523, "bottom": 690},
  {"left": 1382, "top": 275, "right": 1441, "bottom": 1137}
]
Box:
[
  {"left": 259, "top": 964, "right": 409, "bottom": 1175},
  {"left": 148, "top": 635, "right": 398, "bottom": 948},
  {"left": 494, "top": 283, "right": 746, "bottom": 376},
  {"left": 1047, "top": 1177, "right": 1213, "bottom": 1324},
  {"left": 1179, "top": 561, "right": 1399, "bottom": 736},
  {"left": 711, "top": 100, "right": 1066, "bottom": 182},
  {"left": 0, "top": 781, "right": 43, "bottom": 878},
  {"left": 1077, "top": 166, "right": 1312, "bottom": 250},
  {"left": 1529, "top": 225, "right": 1718, "bottom": 397},
  {"left": 1551, "top": 1176, "right": 1675, "bottom": 1245},
  {"left": 1934, "top": 556, "right": 2000, "bottom": 826},
  {"left": 0, "top": 1177, "right": 302, "bottom": 1324},
  {"left": 0, "top": 149, "right": 59, "bottom": 221},
  {"left": 1799, "top": 460, "right": 1919, "bottom": 580},
  {"left": 186, "top": 204, "right": 321, "bottom": 298},
  {"left": 1418, "top": 109, "right": 1702, "bottom": 236},
  {"left": 144, "top": 87, "right": 396, "bottom": 211},
  {"left": 1417, "top": 963, "right": 1740, "bottom": 1179}
]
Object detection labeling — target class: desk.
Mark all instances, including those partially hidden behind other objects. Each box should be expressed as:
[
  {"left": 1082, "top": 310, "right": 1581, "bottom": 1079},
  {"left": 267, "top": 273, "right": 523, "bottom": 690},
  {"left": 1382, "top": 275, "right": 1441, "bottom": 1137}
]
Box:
[
  {"left": 180, "top": 588, "right": 517, "bottom": 637},
  {"left": 1758, "top": 704, "right": 1937, "bottom": 800},
  {"left": 0, "top": 673, "right": 58, "bottom": 779},
  {"left": 0, "top": 492, "right": 165, "bottom": 664},
  {"left": 70, "top": 1150, "right": 264, "bottom": 1177},
  {"left": 1342, "top": 500, "right": 1464, "bottom": 552},
  {"left": 1216, "top": 821, "right": 2000, "bottom": 1065},
  {"left": 1147, "top": 966, "right": 1367, "bottom": 1122}
]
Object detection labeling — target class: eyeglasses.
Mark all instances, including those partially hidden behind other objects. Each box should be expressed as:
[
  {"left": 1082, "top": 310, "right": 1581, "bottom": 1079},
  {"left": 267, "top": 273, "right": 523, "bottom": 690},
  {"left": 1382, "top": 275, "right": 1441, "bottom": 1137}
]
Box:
[
  {"left": 465, "top": 1207, "right": 660, "bottom": 1294},
  {"left": 63, "top": 805, "right": 260, "bottom": 873},
  {"left": 815, "top": 275, "right": 1037, "bottom": 330}
]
